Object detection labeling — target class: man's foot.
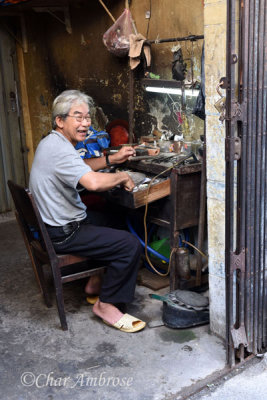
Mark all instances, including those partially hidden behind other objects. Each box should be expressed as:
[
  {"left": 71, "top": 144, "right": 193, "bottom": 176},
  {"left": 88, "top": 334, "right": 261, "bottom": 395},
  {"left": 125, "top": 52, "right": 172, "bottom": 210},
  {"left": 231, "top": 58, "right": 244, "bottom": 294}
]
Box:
[
  {"left": 92, "top": 299, "right": 124, "bottom": 326},
  {"left": 85, "top": 275, "right": 102, "bottom": 295},
  {"left": 92, "top": 299, "right": 146, "bottom": 332}
]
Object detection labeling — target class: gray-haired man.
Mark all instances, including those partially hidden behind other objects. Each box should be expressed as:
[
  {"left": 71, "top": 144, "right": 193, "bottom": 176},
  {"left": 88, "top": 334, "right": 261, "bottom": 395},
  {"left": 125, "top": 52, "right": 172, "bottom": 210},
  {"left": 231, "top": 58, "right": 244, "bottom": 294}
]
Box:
[{"left": 29, "top": 90, "right": 145, "bottom": 333}]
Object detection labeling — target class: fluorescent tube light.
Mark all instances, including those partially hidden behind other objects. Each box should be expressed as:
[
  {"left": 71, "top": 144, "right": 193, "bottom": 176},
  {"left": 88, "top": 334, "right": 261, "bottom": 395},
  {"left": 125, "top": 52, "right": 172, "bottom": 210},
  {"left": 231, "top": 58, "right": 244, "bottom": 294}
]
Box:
[{"left": 145, "top": 86, "right": 199, "bottom": 96}]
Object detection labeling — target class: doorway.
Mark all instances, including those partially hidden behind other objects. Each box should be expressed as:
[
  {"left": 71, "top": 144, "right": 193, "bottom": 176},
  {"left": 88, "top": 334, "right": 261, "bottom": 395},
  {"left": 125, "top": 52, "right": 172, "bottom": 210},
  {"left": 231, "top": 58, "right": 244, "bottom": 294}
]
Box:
[{"left": 0, "top": 25, "right": 28, "bottom": 213}]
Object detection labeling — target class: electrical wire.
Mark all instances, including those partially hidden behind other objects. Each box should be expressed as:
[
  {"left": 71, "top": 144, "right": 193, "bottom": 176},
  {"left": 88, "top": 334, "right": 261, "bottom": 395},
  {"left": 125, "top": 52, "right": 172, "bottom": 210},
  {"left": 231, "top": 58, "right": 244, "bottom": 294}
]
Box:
[
  {"left": 143, "top": 157, "right": 187, "bottom": 276},
  {"left": 127, "top": 218, "right": 169, "bottom": 263},
  {"left": 146, "top": 0, "right": 152, "bottom": 39},
  {"left": 182, "top": 240, "right": 208, "bottom": 259}
]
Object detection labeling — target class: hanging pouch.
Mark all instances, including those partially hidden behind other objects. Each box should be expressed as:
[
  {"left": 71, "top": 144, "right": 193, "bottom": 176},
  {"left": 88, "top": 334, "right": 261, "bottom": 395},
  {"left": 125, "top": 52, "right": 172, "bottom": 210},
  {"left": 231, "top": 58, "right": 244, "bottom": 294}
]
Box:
[
  {"left": 192, "top": 44, "right": 205, "bottom": 120},
  {"left": 103, "top": 9, "right": 134, "bottom": 57},
  {"left": 172, "top": 47, "right": 187, "bottom": 81}
]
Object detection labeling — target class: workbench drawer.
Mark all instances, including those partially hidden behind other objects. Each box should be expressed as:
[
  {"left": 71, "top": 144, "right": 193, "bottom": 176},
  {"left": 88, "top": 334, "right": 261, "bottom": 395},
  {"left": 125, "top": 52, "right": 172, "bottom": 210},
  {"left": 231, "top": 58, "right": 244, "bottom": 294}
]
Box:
[{"left": 106, "top": 178, "right": 171, "bottom": 209}]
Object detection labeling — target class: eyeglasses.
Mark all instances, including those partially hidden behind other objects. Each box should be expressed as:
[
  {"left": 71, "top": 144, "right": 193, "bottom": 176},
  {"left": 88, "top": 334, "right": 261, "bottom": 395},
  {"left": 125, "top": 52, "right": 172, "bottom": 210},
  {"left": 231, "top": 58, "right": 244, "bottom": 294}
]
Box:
[{"left": 67, "top": 114, "right": 91, "bottom": 123}]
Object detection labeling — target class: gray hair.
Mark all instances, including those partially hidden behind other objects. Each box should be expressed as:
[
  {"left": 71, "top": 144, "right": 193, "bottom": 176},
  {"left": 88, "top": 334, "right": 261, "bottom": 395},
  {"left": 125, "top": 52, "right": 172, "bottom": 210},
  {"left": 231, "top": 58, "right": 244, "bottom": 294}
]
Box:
[{"left": 52, "top": 90, "right": 91, "bottom": 129}]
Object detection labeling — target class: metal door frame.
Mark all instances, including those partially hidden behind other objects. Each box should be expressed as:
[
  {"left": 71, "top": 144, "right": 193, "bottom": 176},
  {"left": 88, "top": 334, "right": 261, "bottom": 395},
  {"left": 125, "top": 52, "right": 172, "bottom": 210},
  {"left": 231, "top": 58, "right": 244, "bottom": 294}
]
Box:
[{"left": 225, "top": 0, "right": 267, "bottom": 366}]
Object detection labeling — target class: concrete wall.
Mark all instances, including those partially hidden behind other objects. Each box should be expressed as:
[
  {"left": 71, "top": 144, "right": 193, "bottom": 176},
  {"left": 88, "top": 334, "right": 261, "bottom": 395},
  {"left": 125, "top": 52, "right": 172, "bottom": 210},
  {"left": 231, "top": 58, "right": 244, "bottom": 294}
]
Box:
[{"left": 204, "top": 0, "right": 227, "bottom": 339}]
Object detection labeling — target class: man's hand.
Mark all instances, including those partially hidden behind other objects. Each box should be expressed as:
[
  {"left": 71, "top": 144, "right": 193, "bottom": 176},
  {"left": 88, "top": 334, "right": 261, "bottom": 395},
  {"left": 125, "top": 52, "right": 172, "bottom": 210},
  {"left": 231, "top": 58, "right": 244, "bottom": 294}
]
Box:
[
  {"left": 84, "top": 146, "right": 135, "bottom": 171},
  {"left": 110, "top": 146, "right": 136, "bottom": 164},
  {"left": 121, "top": 172, "right": 135, "bottom": 192},
  {"left": 79, "top": 170, "right": 136, "bottom": 192}
]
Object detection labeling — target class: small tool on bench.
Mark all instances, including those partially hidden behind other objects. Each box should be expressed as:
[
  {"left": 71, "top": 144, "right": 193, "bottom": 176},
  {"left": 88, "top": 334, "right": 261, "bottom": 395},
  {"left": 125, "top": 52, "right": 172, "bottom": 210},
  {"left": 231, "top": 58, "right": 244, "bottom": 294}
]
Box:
[{"left": 106, "top": 144, "right": 160, "bottom": 159}]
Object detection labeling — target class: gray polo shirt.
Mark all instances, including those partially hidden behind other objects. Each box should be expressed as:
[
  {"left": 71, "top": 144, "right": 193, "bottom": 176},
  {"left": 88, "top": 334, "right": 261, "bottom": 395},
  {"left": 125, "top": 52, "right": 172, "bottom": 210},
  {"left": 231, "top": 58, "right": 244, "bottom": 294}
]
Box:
[{"left": 29, "top": 130, "right": 91, "bottom": 226}]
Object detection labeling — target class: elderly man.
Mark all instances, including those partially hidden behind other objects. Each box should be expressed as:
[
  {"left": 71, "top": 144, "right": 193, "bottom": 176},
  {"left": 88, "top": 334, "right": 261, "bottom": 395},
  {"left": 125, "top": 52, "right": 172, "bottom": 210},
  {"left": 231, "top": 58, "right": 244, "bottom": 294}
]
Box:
[{"left": 29, "top": 90, "right": 145, "bottom": 333}]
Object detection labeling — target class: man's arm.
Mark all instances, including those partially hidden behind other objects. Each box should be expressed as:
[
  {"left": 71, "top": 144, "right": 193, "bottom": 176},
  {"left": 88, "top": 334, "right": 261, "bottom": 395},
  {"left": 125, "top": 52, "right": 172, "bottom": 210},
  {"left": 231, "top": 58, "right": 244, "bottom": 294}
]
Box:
[
  {"left": 84, "top": 146, "right": 136, "bottom": 171},
  {"left": 79, "top": 170, "right": 135, "bottom": 192}
]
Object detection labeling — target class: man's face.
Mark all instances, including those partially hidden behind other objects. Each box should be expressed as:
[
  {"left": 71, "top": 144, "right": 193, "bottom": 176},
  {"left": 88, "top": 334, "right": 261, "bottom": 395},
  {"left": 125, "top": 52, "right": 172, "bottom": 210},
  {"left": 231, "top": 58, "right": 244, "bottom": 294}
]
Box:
[{"left": 56, "top": 102, "right": 91, "bottom": 145}]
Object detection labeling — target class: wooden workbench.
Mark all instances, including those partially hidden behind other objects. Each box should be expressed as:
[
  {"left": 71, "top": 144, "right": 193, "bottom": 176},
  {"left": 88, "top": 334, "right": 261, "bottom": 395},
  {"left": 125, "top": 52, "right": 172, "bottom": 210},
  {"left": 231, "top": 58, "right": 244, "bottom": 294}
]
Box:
[{"left": 105, "top": 159, "right": 203, "bottom": 291}]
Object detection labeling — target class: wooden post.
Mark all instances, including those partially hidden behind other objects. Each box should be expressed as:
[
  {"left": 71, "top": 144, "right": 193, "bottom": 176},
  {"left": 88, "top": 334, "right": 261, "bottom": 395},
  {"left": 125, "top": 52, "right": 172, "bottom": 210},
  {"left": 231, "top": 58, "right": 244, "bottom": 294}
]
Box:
[
  {"left": 98, "top": 0, "right": 115, "bottom": 22},
  {"left": 16, "top": 43, "right": 34, "bottom": 171}
]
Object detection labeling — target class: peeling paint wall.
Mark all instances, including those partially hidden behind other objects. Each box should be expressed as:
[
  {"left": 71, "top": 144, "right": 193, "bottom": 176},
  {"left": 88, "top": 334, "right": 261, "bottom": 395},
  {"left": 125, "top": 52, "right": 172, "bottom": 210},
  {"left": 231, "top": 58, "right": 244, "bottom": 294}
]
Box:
[
  {"left": 21, "top": 2, "right": 131, "bottom": 148},
  {"left": 204, "top": 0, "right": 227, "bottom": 339}
]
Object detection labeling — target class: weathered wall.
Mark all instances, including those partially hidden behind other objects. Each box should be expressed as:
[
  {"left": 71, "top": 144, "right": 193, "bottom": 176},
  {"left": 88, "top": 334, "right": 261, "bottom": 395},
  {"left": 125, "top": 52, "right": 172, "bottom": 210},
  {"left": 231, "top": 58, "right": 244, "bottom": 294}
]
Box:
[
  {"left": 21, "top": 12, "right": 54, "bottom": 150},
  {"left": 21, "top": 1, "right": 130, "bottom": 149},
  {"left": 17, "top": 0, "right": 204, "bottom": 151},
  {"left": 204, "top": 0, "right": 227, "bottom": 339}
]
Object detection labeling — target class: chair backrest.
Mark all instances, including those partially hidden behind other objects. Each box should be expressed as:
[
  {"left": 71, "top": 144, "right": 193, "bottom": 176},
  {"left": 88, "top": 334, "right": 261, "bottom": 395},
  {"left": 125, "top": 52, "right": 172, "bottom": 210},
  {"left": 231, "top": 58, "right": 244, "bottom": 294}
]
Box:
[{"left": 7, "top": 180, "right": 57, "bottom": 263}]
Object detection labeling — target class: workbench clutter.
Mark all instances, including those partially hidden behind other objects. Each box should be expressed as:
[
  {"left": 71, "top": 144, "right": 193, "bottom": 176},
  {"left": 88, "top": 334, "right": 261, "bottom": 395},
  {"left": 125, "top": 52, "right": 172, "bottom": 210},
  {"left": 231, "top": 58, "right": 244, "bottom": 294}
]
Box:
[
  {"left": 140, "top": 133, "right": 203, "bottom": 160},
  {"left": 105, "top": 148, "right": 200, "bottom": 205},
  {"left": 106, "top": 168, "right": 170, "bottom": 208},
  {"left": 115, "top": 169, "right": 167, "bottom": 193}
]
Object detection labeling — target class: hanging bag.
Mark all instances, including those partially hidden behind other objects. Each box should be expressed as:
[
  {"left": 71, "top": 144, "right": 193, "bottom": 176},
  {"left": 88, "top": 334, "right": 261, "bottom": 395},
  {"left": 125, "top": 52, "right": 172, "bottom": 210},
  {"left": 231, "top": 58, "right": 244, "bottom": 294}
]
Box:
[{"left": 103, "top": 8, "right": 134, "bottom": 57}]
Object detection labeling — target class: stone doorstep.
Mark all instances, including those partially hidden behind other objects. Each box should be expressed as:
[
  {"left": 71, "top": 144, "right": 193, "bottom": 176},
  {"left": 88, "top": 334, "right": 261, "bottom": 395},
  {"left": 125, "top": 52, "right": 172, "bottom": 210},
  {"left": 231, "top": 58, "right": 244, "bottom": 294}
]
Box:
[{"left": 0, "top": 211, "right": 15, "bottom": 223}]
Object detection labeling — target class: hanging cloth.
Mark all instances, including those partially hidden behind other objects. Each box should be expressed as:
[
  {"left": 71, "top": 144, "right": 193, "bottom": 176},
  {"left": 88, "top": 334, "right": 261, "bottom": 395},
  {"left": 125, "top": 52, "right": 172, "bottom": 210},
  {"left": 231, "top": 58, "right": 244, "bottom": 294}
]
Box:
[{"left": 129, "top": 33, "right": 151, "bottom": 70}]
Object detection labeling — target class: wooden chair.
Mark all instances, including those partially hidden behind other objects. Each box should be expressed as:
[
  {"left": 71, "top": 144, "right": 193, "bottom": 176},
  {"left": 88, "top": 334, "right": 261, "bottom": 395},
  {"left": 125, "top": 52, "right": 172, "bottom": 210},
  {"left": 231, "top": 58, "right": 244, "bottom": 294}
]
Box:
[{"left": 7, "top": 180, "right": 105, "bottom": 330}]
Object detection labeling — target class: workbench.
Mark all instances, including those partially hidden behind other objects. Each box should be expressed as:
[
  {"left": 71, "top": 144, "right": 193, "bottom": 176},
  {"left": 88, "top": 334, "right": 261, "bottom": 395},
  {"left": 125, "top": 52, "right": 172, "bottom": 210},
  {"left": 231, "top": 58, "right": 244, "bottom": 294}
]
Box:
[{"left": 104, "top": 156, "right": 204, "bottom": 290}]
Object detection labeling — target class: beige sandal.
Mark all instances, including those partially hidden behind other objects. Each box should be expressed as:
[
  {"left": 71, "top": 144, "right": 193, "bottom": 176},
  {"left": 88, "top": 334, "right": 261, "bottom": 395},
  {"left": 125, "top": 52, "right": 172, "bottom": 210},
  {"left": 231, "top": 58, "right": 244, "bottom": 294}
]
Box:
[
  {"left": 103, "top": 313, "right": 146, "bottom": 333},
  {"left": 86, "top": 295, "right": 99, "bottom": 305}
]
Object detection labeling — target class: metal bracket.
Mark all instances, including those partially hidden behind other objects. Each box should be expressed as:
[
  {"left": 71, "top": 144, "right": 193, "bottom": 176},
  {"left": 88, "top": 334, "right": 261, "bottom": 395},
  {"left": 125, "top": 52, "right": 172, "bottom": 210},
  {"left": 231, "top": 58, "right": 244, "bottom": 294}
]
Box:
[
  {"left": 225, "top": 137, "right": 242, "bottom": 162},
  {"left": 230, "top": 100, "right": 242, "bottom": 122},
  {"left": 231, "top": 54, "right": 238, "bottom": 64},
  {"left": 219, "top": 76, "right": 227, "bottom": 89},
  {"left": 231, "top": 325, "right": 248, "bottom": 348},
  {"left": 230, "top": 248, "right": 245, "bottom": 272}
]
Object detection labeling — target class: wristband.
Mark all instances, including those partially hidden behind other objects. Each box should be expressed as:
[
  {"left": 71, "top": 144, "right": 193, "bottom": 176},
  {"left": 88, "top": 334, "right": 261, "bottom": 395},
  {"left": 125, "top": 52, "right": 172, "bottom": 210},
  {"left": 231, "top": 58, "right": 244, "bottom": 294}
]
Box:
[{"left": 106, "top": 153, "right": 111, "bottom": 167}]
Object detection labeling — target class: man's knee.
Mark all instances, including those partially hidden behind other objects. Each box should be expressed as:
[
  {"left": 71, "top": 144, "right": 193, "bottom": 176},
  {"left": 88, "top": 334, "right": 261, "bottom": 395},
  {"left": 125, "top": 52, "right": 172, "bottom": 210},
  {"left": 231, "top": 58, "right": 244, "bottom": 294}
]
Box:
[
  {"left": 122, "top": 231, "right": 142, "bottom": 257},
  {"left": 131, "top": 234, "right": 142, "bottom": 255},
  {"left": 120, "top": 231, "right": 142, "bottom": 255}
]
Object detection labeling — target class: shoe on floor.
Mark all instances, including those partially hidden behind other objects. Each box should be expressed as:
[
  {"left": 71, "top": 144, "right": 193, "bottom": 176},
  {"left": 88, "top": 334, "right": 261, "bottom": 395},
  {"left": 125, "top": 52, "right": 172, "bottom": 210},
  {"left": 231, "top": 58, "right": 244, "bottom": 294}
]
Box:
[
  {"left": 104, "top": 313, "right": 146, "bottom": 333},
  {"left": 86, "top": 295, "right": 99, "bottom": 305}
]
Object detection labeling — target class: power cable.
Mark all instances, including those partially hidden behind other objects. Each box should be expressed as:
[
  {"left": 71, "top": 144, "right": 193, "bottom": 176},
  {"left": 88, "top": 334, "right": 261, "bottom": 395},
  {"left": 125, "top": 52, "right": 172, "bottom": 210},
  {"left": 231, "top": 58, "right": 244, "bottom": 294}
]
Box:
[{"left": 142, "top": 154, "right": 208, "bottom": 276}]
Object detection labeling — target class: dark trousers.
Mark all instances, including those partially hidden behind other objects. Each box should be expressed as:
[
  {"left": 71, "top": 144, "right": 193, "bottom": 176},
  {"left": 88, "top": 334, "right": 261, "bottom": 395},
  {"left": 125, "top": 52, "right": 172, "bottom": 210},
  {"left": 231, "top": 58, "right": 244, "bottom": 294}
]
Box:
[{"left": 46, "top": 211, "right": 142, "bottom": 304}]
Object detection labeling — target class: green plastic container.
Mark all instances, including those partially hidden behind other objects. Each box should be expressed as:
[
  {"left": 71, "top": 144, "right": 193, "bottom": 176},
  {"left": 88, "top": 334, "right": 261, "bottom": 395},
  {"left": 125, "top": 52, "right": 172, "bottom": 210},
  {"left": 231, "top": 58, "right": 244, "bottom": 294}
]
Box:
[{"left": 149, "top": 237, "right": 171, "bottom": 259}]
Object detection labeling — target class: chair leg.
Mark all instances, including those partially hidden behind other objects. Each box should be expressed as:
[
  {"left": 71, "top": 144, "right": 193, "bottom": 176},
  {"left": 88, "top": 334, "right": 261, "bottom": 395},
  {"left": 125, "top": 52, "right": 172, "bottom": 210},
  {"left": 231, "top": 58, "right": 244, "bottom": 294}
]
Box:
[
  {"left": 34, "top": 259, "right": 52, "bottom": 308},
  {"left": 15, "top": 213, "right": 43, "bottom": 292},
  {"left": 50, "top": 261, "right": 68, "bottom": 330}
]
